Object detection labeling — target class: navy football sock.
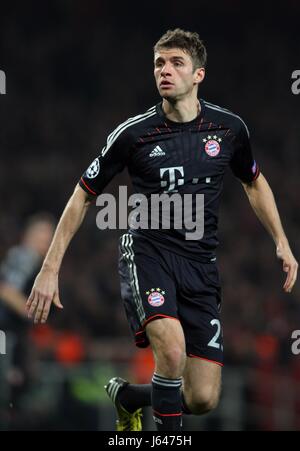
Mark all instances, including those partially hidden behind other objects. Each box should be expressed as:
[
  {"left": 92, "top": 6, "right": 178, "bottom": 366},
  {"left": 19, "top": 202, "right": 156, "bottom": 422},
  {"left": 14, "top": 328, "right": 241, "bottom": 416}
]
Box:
[
  {"left": 118, "top": 382, "right": 191, "bottom": 416},
  {"left": 152, "top": 373, "right": 182, "bottom": 431},
  {"left": 118, "top": 384, "right": 152, "bottom": 413}
]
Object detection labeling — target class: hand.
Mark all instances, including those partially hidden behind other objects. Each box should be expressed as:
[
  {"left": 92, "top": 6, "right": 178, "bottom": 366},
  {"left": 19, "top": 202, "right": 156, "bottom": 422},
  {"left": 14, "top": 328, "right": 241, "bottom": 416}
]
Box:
[
  {"left": 276, "top": 242, "right": 298, "bottom": 293},
  {"left": 26, "top": 268, "right": 63, "bottom": 324}
]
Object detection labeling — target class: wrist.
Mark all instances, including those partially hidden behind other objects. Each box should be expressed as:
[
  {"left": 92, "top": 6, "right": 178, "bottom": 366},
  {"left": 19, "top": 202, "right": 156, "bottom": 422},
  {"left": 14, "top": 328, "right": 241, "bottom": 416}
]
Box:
[
  {"left": 276, "top": 236, "right": 289, "bottom": 248},
  {"left": 41, "top": 262, "right": 59, "bottom": 275}
]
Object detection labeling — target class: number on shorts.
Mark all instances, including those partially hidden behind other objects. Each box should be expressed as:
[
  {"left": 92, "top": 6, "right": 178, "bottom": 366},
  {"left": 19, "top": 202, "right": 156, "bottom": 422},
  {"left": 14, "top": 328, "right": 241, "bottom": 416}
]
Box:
[{"left": 208, "top": 319, "right": 222, "bottom": 350}]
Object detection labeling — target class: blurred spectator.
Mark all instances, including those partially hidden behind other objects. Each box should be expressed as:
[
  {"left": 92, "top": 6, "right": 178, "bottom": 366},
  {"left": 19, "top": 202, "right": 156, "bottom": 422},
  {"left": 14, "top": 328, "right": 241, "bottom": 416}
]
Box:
[{"left": 0, "top": 213, "right": 55, "bottom": 423}]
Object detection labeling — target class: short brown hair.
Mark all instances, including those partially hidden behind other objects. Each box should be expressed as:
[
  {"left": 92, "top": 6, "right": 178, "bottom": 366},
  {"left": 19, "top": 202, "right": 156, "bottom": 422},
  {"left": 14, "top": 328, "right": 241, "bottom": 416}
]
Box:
[{"left": 154, "top": 28, "right": 207, "bottom": 70}]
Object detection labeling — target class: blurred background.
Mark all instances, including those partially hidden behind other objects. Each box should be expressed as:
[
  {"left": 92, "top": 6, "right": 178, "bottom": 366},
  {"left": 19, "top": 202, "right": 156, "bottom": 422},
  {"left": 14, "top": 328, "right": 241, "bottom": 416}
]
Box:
[{"left": 0, "top": 0, "right": 299, "bottom": 431}]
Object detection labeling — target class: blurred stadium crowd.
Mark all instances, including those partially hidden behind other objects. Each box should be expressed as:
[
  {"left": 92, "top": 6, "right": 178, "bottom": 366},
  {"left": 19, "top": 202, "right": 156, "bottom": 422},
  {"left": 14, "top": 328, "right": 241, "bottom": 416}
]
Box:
[{"left": 0, "top": 1, "right": 299, "bottom": 430}]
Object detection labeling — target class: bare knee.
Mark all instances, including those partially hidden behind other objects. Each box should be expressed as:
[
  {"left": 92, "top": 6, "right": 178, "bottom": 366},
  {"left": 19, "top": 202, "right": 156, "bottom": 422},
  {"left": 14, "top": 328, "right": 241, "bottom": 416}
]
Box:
[
  {"left": 185, "top": 386, "right": 221, "bottom": 415},
  {"left": 156, "top": 345, "right": 186, "bottom": 377}
]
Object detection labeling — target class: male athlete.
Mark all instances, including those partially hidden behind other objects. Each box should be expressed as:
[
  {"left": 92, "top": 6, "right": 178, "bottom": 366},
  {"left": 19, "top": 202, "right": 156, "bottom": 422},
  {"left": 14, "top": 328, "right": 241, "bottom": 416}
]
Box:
[{"left": 26, "top": 29, "right": 298, "bottom": 431}]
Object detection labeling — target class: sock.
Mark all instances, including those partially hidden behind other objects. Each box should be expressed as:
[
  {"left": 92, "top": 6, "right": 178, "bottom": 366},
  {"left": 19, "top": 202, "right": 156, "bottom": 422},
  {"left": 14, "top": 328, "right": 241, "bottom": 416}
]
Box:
[
  {"left": 152, "top": 373, "right": 182, "bottom": 431},
  {"left": 118, "top": 383, "right": 191, "bottom": 415},
  {"left": 118, "top": 384, "right": 152, "bottom": 413}
]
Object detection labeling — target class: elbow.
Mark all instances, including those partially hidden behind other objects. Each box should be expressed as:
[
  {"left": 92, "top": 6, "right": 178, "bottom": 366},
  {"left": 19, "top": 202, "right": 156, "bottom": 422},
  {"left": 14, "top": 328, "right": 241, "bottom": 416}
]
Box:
[
  {"left": 242, "top": 172, "right": 264, "bottom": 193},
  {"left": 74, "top": 183, "right": 94, "bottom": 207}
]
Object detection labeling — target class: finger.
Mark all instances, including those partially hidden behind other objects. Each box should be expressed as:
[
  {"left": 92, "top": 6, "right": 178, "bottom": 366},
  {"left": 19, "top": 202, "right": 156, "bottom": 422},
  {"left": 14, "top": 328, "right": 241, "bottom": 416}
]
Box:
[
  {"left": 34, "top": 298, "right": 45, "bottom": 324},
  {"left": 41, "top": 298, "right": 52, "bottom": 324},
  {"left": 284, "top": 264, "right": 296, "bottom": 292},
  {"left": 283, "top": 266, "right": 292, "bottom": 291},
  {"left": 285, "top": 265, "right": 298, "bottom": 293},
  {"left": 28, "top": 292, "right": 39, "bottom": 318},
  {"left": 53, "top": 293, "right": 63, "bottom": 309},
  {"left": 283, "top": 262, "right": 291, "bottom": 286},
  {"left": 26, "top": 288, "right": 35, "bottom": 309}
]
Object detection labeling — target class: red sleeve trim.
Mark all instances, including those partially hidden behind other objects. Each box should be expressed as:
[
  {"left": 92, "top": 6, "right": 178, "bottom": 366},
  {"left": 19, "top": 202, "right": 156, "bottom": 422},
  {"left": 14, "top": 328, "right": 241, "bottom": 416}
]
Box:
[{"left": 80, "top": 177, "right": 97, "bottom": 196}]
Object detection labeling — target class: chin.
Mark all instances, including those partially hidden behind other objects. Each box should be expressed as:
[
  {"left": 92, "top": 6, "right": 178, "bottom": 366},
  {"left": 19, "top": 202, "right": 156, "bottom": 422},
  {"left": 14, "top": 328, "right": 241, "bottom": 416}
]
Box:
[{"left": 160, "top": 92, "right": 177, "bottom": 102}]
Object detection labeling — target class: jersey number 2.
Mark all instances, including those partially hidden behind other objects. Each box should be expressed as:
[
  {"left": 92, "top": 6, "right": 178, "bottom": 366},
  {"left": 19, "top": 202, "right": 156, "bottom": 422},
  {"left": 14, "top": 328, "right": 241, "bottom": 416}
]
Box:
[{"left": 208, "top": 319, "right": 223, "bottom": 350}]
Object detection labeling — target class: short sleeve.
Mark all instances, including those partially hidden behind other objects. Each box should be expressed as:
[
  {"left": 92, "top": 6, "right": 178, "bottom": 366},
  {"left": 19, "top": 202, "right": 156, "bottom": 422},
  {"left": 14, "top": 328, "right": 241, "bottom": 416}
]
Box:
[
  {"left": 230, "top": 120, "right": 260, "bottom": 183},
  {"left": 79, "top": 126, "right": 132, "bottom": 196}
]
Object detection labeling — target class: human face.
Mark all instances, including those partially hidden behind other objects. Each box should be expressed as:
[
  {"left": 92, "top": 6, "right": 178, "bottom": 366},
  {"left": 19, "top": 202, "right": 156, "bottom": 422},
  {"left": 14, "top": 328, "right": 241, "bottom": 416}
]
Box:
[
  {"left": 154, "top": 48, "right": 204, "bottom": 101},
  {"left": 25, "top": 221, "right": 55, "bottom": 257}
]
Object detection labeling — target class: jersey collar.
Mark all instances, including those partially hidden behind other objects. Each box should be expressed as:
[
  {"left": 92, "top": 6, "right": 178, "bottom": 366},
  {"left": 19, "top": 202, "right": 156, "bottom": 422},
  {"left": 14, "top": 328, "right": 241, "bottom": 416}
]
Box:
[{"left": 156, "top": 98, "right": 206, "bottom": 128}]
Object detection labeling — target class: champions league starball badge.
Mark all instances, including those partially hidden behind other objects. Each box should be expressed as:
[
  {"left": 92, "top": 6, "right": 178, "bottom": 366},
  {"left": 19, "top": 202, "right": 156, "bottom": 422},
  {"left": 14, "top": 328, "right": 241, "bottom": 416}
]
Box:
[
  {"left": 203, "top": 135, "right": 222, "bottom": 157},
  {"left": 146, "top": 288, "right": 165, "bottom": 307},
  {"left": 87, "top": 158, "right": 100, "bottom": 178}
]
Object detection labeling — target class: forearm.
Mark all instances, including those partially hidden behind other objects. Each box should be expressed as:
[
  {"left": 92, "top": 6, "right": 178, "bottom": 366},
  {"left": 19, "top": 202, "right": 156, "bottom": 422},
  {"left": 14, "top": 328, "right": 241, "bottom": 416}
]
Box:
[
  {"left": 42, "top": 184, "right": 92, "bottom": 273},
  {"left": 242, "top": 173, "right": 287, "bottom": 246}
]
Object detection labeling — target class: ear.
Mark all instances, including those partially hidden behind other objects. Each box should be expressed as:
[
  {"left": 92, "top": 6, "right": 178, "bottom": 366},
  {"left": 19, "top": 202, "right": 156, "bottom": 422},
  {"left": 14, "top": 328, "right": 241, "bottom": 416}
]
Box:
[{"left": 194, "top": 67, "right": 205, "bottom": 85}]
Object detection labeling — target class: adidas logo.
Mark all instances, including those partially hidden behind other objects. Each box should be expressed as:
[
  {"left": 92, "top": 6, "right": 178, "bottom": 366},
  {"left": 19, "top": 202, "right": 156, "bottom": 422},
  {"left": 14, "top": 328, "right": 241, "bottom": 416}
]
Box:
[{"left": 149, "top": 145, "right": 166, "bottom": 157}]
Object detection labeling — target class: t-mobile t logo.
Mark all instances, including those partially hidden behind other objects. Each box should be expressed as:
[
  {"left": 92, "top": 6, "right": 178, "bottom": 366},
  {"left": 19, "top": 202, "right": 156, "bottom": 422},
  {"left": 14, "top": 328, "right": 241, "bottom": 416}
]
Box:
[{"left": 160, "top": 166, "right": 184, "bottom": 192}]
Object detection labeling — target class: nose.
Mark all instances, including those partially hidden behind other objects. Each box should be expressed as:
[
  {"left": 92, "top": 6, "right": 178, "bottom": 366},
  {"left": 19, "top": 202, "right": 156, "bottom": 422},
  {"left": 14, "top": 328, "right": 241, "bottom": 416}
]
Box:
[{"left": 160, "top": 62, "right": 172, "bottom": 76}]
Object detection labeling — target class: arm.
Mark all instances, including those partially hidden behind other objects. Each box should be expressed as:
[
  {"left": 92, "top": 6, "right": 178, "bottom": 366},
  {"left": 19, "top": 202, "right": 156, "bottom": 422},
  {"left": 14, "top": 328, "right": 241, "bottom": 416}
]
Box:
[
  {"left": 26, "top": 184, "right": 93, "bottom": 323},
  {"left": 242, "top": 172, "right": 298, "bottom": 293},
  {"left": 27, "top": 117, "right": 131, "bottom": 324}
]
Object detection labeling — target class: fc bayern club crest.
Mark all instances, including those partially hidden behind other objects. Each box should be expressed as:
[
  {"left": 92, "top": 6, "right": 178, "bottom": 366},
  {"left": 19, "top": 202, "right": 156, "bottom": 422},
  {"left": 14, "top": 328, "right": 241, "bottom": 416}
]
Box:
[
  {"left": 146, "top": 288, "right": 165, "bottom": 307},
  {"left": 203, "top": 135, "right": 222, "bottom": 157}
]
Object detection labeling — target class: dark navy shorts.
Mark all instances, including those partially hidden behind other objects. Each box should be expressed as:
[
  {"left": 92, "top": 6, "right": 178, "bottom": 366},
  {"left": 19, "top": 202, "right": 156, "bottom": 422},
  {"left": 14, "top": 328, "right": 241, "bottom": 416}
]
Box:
[{"left": 118, "top": 233, "right": 224, "bottom": 366}]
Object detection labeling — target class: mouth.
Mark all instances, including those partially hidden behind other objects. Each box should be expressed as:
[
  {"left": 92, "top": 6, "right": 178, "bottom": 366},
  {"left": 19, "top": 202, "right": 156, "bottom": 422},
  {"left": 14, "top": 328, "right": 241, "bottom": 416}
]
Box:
[{"left": 159, "top": 80, "right": 174, "bottom": 88}]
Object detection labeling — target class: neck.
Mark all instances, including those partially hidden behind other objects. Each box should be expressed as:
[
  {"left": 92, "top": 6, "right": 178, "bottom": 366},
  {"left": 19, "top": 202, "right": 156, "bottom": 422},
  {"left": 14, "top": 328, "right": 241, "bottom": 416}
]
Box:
[{"left": 162, "top": 94, "right": 200, "bottom": 123}]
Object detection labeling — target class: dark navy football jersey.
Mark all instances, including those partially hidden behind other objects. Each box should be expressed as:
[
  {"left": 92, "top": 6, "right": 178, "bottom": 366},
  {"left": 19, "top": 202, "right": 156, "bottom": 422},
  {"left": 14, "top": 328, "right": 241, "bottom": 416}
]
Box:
[{"left": 79, "top": 99, "right": 260, "bottom": 261}]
